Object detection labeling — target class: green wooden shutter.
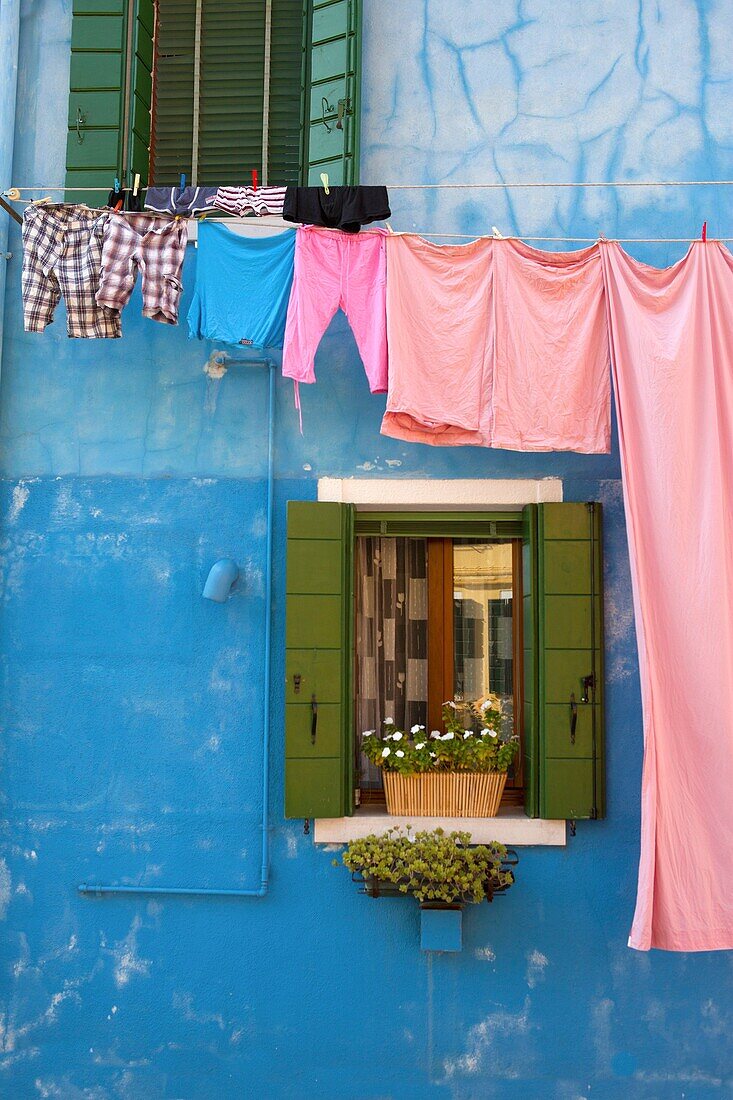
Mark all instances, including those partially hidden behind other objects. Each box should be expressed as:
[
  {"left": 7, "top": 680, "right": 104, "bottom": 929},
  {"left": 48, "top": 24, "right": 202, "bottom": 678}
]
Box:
[
  {"left": 126, "top": 0, "right": 155, "bottom": 185},
  {"left": 66, "top": 0, "right": 153, "bottom": 196},
  {"left": 149, "top": 0, "right": 195, "bottom": 184},
  {"left": 267, "top": 0, "right": 307, "bottom": 184},
  {"left": 285, "top": 501, "right": 354, "bottom": 819},
  {"left": 302, "top": 0, "right": 362, "bottom": 185},
  {"left": 534, "top": 502, "right": 605, "bottom": 820},
  {"left": 198, "top": 1, "right": 266, "bottom": 184},
  {"left": 66, "top": 0, "right": 127, "bottom": 196},
  {"left": 522, "top": 505, "right": 540, "bottom": 818}
]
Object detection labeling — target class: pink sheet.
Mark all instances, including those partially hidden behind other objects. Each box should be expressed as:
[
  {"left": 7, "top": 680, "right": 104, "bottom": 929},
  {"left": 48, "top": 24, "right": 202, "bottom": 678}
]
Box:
[
  {"left": 380, "top": 236, "right": 610, "bottom": 452},
  {"left": 380, "top": 235, "right": 494, "bottom": 446},
  {"left": 601, "top": 240, "right": 733, "bottom": 952},
  {"left": 492, "top": 240, "right": 610, "bottom": 452}
]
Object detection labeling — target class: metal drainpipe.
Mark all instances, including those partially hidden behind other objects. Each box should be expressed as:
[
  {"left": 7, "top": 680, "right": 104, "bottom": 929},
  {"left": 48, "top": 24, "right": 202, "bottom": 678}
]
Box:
[
  {"left": 0, "top": 0, "right": 21, "bottom": 380},
  {"left": 79, "top": 357, "right": 276, "bottom": 899}
]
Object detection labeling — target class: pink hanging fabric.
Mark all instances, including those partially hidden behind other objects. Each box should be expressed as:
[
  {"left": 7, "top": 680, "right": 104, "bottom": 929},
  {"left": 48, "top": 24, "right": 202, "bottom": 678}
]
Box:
[
  {"left": 601, "top": 239, "right": 733, "bottom": 952},
  {"left": 380, "top": 235, "right": 494, "bottom": 446},
  {"left": 492, "top": 240, "right": 610, "bottom": 453},
  {"left": 380, "top": 235, "right": 610, "bottom": 452}
]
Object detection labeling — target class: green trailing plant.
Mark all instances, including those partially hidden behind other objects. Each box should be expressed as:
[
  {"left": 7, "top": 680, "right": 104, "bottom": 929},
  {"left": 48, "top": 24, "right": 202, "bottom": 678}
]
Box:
[
  {"left": 339, "top": 827, "right": 516, "bottom": 905},
  {"left": 361, "top": 698, "right": 519, "bottom": 775}
]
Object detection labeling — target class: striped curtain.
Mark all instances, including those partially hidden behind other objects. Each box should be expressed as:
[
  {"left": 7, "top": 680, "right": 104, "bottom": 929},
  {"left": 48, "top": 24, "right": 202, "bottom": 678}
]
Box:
[{"left": 355, "top": 538, "right": 428, "bottom": 787}]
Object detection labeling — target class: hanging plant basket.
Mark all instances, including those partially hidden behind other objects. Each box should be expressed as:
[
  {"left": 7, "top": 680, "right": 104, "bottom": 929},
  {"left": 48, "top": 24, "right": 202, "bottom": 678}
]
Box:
[{"left": 383, "top": 770, "right": 507, "bottom": 817}]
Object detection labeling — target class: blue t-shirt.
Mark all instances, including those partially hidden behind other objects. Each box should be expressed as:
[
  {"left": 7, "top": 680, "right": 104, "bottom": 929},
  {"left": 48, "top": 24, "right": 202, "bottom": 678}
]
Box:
[{"left": 188, "top": 221, "right": 296, "bottom": 349}]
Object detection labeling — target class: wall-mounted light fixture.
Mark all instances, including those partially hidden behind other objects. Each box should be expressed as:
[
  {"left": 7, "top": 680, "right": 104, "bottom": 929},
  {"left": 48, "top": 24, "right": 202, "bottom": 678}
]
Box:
[{"left": 202, "top": 558, "right": 240, "bottom": 603}]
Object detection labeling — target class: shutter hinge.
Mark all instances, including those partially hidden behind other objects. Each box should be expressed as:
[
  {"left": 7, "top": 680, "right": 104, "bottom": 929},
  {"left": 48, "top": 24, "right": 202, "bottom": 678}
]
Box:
[
  {"left": 581, "top": 674, "right": 595, "bottom": 703},
  {"left": 303, "top": 818, "right": 310, "bottom": 836},
  {"left": 568, "top": 820, "right": 576, "bottom": 837}
]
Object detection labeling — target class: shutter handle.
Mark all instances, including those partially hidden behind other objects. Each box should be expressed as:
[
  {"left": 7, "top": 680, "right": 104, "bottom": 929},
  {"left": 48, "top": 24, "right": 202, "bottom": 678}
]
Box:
[
  {"left": 569, "top": 693, "right": 577, "bottom": 744},
  {"left": 311, "top": 693, "right": 318, "bottom": 744},
  {"left": 581, "top": 674, "right": 595, "bottom": 704},
  {"left": 336, "top": 98, "right": 350, "bottom": 130},
  {"left": 76, "top": 107, "right": 86, "bottom": 144}
]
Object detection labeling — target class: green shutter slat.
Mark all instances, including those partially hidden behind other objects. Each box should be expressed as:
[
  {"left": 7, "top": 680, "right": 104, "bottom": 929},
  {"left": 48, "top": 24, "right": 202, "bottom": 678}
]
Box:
[
  {"left": 303, "top": 0, "right": 361, "bottom": 184},
  {"left": 537, "top": 502, "right": 605, "bottom": 820},
  {"left": 285, "top": 501, "right": 354, "bottom": 819},
  {"left": 353, "top": 512, "right": 523, "bottom": 538}
]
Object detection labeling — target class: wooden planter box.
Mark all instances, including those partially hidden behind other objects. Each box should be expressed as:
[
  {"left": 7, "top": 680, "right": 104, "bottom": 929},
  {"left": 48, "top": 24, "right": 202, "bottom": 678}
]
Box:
[{"left": 383, "top": 770, "right": 507, "bottom": 817}]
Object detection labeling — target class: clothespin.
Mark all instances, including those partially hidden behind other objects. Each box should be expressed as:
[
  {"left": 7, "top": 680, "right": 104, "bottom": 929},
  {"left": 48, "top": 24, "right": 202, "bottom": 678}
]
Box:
[
  {"left": 179, "top": 173, "right": 186, "bottom": 192},
  {"left": 31, "top": 196, "right": 52, "bottom": 206},
  {"left": 320, "top": 172, "right": 330, "bottom": 195},
  {"left": 385, "top": 221, "right": 395, "bottom": 234},
  {"left": 701, "top": 221, "right": 707, "bottom": 243},
  {"left": 491, "top": 226, "right": 504, "bottom": 239},
  {"left": 251, "top": 169, "right": 258, "bottom": 191},
  {"left": 133, "top": 173, "right": 141, "bottom": 197}
]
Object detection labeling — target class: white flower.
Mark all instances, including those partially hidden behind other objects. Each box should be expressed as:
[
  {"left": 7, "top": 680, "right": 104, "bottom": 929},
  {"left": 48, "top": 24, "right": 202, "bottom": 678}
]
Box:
[
  {"left": 383, "top": 717, "right": 394, "bottom": 725},
  {"left": 410, "top": 724, "right": 425, "bottom": 734},
  {"left": 442, "top": 731, "right": 455, "bottom": 741},
  {"left": 391, "top": 731, "right": 403, "bottom": 742},
  {"left": 430, "top": 730, "right": 441, "bottom": 739},
  {"left": 381, "top": 747, "right": 391, "bottom": 758},
  {"left": 463, "top": 731, "right": 473, "bottom": 739},
  {"left": 395, "top": 749, "right": 405, "bottom": 758},
  {"left": 480, "top": 728, "right": 491, "bottom": 737},
  {"left": 415, "top": 742, "right": 426, "bottom": 750},
  {"left": 488, "top": 729, "right": 498, "bottom": 739},
  {"left": 442, "top": 700, "right": 457, "bottom": 709},
  {"left": 384, "top": 733, "right": 393, "bottom": 741},
  {"left": 429, "top": 751, "right": 437, "bottom": 758},
  {"left": 362, "top": 730, "right": 375, "bottom": 737},
  {"left": 480, "top": 700, "right": 493, "bottom": 712}
]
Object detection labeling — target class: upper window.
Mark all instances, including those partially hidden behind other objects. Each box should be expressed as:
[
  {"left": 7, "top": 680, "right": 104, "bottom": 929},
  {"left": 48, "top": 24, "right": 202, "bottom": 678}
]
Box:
[{"left": 66, "top": 0, "right": 362, "bottom": 195}]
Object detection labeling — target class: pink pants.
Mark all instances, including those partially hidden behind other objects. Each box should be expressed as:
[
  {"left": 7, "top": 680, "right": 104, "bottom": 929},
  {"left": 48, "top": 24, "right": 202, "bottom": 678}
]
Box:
[{"left": 282, "top": 228, "right": 388, "bottom": 398}]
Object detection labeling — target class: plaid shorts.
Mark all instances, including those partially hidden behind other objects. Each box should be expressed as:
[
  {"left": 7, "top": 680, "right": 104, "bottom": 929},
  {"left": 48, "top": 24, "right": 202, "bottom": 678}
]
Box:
[
  {"left": 96, "top": 213, "right": 189, "bottom": 324},
  {"left": 22, "top": 206, "right": 121, "bottom": 338}
]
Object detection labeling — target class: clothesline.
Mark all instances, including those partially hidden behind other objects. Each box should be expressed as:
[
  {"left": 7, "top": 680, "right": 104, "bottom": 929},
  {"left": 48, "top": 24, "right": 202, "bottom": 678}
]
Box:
[
  {"left": 5, "top": 198, "right": 729, "bottom": 243},
  {"left": 5, "top": 178, "right": 733, "bottom": 194}
]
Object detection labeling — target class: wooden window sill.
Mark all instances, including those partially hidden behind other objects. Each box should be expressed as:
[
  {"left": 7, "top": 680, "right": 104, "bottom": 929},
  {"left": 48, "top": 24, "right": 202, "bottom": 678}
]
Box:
[{"left": 314, "top": 805, "right": 566, "bottom": 847}]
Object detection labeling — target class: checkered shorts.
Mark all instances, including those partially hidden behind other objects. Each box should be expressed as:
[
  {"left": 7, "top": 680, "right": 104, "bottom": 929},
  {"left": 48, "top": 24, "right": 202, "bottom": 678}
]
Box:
[
  {"left": 22, "top": 206, "right": 121, "bottom": 338},
  {"left": 96, "top": 213, "right": 189, "bottom": 325}
]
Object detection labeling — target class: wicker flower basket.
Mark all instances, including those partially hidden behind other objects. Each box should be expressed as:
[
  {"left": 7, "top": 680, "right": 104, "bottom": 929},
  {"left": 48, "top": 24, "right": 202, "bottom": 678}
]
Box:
[{"left": 383, "top": 771, "right": 507, "bottom": 817}]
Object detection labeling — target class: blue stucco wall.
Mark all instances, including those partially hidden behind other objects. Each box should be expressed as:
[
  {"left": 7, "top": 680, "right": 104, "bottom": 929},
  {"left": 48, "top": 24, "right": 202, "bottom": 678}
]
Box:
[{"left": 1, "top": 2, "right": 732, "bottom": 1096}]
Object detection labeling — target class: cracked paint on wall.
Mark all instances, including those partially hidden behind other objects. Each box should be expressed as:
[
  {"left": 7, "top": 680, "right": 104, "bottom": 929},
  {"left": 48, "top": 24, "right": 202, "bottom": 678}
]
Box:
[{"left": 0, "top": 0, "right": 732, "bottom": 1097}]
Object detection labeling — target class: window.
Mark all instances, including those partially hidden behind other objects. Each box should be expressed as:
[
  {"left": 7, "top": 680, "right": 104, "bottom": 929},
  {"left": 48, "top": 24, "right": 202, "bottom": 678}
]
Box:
[
  {"left": 66, "top": 0, "right": 362, "bottom": 196},
  {"left": 285, "top": 503, "right": 605, "bottom": 823},
  {"left": 354, "top": 536, "right": 524, "bottom": 806}
]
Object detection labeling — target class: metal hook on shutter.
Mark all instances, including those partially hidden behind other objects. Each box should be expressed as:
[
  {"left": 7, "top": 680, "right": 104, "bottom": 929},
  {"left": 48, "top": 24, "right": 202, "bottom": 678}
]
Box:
[
  {"left": 76, "top": 107, "right": 86, "bottom": 144},
  {"left": 569, "top": 693, "right": 577, "bottom": 744},
  {"left": 311, "top": 693, "right": 318, "bottom": 744},
  {"left": 336, "top": 98, "right": 350, "bottom": 130},
  {"left": 320, "top": 97, "right": 334, "bottom": 132}
]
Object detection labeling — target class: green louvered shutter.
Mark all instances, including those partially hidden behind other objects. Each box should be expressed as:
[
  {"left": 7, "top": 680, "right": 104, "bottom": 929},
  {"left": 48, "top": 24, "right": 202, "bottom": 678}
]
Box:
[
  {"left": 285, "top": 501, "right": 354, "bottom": 819},
  {"left": 66, "top": 0, "right": 153, "bottom": 197},
  {"left": 149, "top": 0, "right": 195, "bottom": 183},
  {"left": 267, "top": 0, "right": 307, "bottom": 183},
  {"left": 66, "top": 0, "right": 127, "bottom": 197},
  {"left": 522, "top": 505, "right": 540, "bottom": 818},
  {"left": 303, "top": 0, "right": 362, "bottom": 184},
  {"left": 537, "top": 503, "right": 605, "bottom": 820}
]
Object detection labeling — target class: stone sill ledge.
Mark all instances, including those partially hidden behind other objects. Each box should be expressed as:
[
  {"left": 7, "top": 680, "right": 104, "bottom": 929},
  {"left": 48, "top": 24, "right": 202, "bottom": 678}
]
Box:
[{"left": 314, "top": 806, "right": 566, "bottom": 846}]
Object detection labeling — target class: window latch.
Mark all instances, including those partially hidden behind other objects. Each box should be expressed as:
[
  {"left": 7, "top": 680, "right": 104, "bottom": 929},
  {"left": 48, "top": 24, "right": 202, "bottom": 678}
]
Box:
[
  {"left": 569, "top": 692, "right": 577, "bottom": 744},
  {"left": 581, "top": 675, "right": 595, "bottom": 704},
  {"left": 311, "top": 694, "right": 318, "bottom": 744},
  {"left": 76, "top": 107, "right": 86, "bottom": 144}
]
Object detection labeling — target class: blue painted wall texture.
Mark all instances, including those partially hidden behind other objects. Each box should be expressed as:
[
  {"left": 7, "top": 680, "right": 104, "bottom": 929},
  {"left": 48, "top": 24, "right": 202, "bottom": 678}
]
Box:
[{"left": 1, "top": 1, "right": 732, "bottom": 1096}]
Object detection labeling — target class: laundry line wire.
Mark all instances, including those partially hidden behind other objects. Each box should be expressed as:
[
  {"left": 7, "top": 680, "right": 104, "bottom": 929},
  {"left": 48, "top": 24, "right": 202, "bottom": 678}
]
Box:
[
  {"left": 3, "top": 201, "right": 729, "bottom": 243},
  {"left": 5, "top": 178, "right": 733, "bottom": 194}
]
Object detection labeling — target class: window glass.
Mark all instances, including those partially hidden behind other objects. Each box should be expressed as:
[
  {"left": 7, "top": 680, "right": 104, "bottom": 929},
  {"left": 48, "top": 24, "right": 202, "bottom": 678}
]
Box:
[{"left": 453, "top": 541, "right": 514, "bottom": 736}]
